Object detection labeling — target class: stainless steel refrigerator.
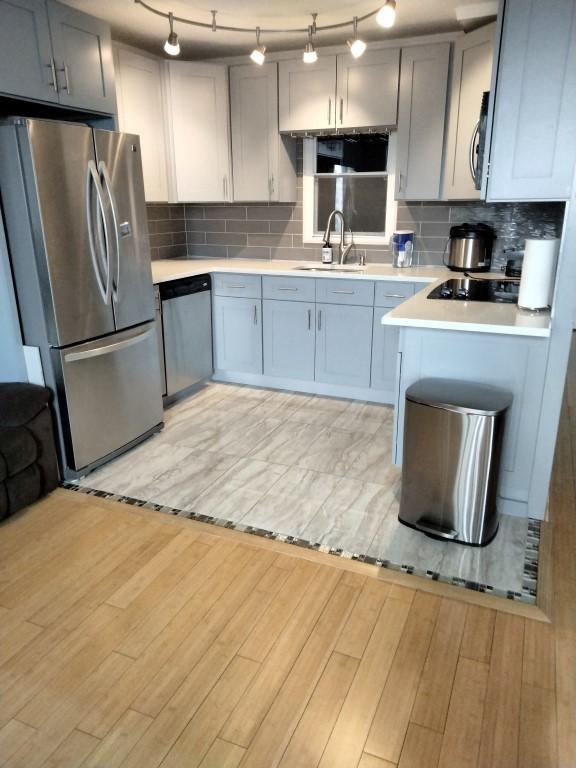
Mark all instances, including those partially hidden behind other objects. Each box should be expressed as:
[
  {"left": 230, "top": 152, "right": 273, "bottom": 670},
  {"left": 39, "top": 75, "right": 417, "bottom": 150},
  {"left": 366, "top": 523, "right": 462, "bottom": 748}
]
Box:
[{"left": 0, "top": 118, "right": 163, "bottom": 477}]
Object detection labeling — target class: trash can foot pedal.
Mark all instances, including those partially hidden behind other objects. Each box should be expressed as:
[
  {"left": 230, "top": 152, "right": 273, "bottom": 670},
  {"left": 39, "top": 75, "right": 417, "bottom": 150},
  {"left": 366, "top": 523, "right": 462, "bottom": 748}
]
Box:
[{"left": 415, "top": 517, "right": 458, "bottom": 540}]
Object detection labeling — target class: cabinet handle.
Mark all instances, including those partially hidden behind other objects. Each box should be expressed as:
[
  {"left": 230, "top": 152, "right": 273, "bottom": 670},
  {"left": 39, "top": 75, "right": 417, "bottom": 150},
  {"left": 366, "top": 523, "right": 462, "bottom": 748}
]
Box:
[
  {"left": 223, "top": 176, "right": 227, "bottom": 199},
  {"left": 328, "top": 97, "right": 332, "bottom": 125},
  {"left": 382, "top": 293, "right": 405, "bottom": 299},
  {"left": 270, "top": 174, "right": 275, "bottom": 199},
  {"left": 469, "top": 120, "right": 480, "bottom": 183},
  {"left": 317, "top": 309, "right": 322, "bottom": 331},
  {"left": 227, "top": 284, "right": 246, "bottom": 289},
  {"left": 331, "top": 289, "right": 355, "bottom": 295},
  {"left": 278, "top": 287, "right": 298, "bottom": 292},
  {"left": 46, "top": 57, "right": 58, "bottom": 93},
  {"left": 308, "top": 308, "right": 312, "bottom": 330},
  {"left": 398, "top": 172, "right": 404, "bottom": 193},
  {"left": 340, "top": 97, "right": 344, "bottom": 124},
  {"left": 253, "top": 304, "right": 258, "bottom": 325},
  {"left": 58, "top": 63, "right": 71, "bottom": 95}
]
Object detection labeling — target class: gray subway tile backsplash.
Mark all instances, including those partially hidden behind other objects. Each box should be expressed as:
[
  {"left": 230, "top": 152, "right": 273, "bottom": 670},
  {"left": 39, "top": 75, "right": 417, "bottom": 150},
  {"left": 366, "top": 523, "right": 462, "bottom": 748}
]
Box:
[{"left": 146, "top": 146, "right": 565, "bottom": 267}]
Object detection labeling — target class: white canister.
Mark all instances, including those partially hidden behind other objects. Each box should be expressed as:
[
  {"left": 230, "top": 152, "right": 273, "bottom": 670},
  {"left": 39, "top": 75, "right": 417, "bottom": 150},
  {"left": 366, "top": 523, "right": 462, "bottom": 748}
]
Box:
[{"left": 518, "top": 237, "right": 560, "bottom": 311}]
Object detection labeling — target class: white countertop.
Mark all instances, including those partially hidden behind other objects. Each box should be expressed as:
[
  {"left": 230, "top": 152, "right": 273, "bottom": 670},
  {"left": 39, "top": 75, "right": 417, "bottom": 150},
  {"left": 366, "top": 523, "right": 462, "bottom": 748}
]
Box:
[
  {"left": 151, "top": 258, "right": 448, "bottom": 284},
  {"left": 151, "top": 259, "right": 551, "bottom": 338},
  {"left": 380, "top": 277, "right": 551, "bottom": 338}
]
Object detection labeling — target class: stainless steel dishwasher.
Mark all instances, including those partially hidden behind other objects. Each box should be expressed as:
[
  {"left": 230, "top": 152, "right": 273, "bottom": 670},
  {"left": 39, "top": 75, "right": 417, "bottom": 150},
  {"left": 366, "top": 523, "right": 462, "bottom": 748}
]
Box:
[{"left": 158, "top": 274, "right": 213, "bottom": 398}]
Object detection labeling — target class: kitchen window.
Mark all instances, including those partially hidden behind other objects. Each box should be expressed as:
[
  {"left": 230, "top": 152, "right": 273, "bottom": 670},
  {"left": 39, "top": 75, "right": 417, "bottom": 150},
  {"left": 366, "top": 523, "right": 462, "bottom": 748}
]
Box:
[{"left": 302, "top": 134, "right": 397, "bottom": 245}]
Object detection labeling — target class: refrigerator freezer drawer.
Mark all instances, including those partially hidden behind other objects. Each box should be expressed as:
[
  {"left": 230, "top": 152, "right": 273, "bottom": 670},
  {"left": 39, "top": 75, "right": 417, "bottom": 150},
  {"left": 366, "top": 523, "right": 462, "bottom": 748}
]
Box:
[{"left": 57, "top": 322, "right": 163, "bottom": 471}]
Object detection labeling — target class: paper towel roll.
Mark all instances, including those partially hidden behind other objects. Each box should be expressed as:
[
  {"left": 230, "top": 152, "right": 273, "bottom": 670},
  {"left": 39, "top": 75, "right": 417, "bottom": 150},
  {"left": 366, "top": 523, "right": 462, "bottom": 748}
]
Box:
[{"left": 518, "top": 237, "right": 560, "bottom": 311}]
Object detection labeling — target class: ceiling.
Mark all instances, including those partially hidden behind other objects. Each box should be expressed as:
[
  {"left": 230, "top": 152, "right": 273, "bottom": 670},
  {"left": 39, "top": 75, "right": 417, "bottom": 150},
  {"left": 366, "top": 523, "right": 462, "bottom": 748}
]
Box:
[{"left": 63, "top": 0, "right": 497, "bottom": 59}]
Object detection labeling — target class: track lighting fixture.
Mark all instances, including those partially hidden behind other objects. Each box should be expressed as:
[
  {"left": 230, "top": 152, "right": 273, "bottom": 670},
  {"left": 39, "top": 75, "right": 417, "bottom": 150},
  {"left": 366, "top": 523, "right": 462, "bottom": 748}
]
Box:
[
  {"left": 250, "top": 27, "right": 266, "bottom": 65},
  {"left": 303, "top": 26, "right": 318, "bottom": 64},
  {"left": 347, "top": 17, "right": 366, "bottom": 58},
  {"left": 376, "top": 1, "right": 397, "bottom": 28},
  {"left": 163, "top": 11, "right": 180, "bottom": 56}
]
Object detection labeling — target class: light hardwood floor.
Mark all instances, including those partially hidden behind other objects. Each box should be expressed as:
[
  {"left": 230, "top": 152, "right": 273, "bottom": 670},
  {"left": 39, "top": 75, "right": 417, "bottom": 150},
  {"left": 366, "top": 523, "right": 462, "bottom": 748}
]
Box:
[{"left": 0, "top": 359, "right": 574, "bottom": 767}]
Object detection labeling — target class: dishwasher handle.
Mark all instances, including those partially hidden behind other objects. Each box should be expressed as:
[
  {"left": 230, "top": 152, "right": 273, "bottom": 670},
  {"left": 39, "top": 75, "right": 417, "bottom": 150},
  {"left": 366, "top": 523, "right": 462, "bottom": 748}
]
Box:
[{"left": 159, "top": 274, "right": 211, "bottom": 301}]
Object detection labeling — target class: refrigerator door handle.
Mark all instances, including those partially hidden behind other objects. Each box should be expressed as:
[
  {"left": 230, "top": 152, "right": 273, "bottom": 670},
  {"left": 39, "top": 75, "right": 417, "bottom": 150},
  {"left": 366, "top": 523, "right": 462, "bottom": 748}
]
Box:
[
  {"left": 99, "top": 160, "right": 121, "bottom": 303},
  {"left": 63, "top": 325, "right": 154, "bottom": 363},
  {"left": 86, "top": 160, "right": 112, "bottom": 305}
]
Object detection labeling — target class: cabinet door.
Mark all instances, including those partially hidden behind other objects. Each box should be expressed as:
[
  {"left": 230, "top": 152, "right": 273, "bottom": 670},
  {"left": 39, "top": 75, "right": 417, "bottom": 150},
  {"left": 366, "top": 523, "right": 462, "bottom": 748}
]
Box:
[
  {"left": 0, "top": 0, "right": 57, "bottom": 103},
  {"left": 47, "top": 0, "right": 115, "bottom": 113},
  {"left": 315, "top": 303, "right": 373, "bottom": 388},
  {"left": 114, "top": 47, "right": 169, "bottom": 202},
  {"left": 443, "top": 24, "right": 495, "bottom": 200},
  {"left": 279, "top": 56, "right": 337, "bottom": 132},
  {"left": 168, "top": 62, "right": 232, "bottom": 202},
  {"left": 486, "top": 0, "right": 576, "bottom": 201},
  {"left": 230, "top": 63, "right": 297, "bottom": 203},
  {"left": 213, "top": 296, "right": 262, "bottom": 375},
  {"left": 396, "top": 43, "right": 450, "bottom": 201},
  {"left": 263, "top": 299, "right": 315, "bottom": 380},
  {"left": 336, "top": 48, "right": 400, "bottom": 129},
  {"left": 370, "top": 308, "right": 399, "bottom": 399}
]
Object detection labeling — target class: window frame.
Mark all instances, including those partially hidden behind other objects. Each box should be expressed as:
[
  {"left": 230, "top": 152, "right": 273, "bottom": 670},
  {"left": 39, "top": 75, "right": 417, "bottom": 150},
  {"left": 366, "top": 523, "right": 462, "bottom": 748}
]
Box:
[{"left": 302, "top": 135, "right": 398, "bottom": 246}]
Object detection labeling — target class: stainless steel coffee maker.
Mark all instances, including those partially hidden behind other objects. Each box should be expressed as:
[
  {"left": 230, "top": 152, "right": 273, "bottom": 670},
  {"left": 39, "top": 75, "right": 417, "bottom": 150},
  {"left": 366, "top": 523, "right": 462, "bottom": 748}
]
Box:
[{"left": 446, "top": 223, "right": 495, "bottom": 272}]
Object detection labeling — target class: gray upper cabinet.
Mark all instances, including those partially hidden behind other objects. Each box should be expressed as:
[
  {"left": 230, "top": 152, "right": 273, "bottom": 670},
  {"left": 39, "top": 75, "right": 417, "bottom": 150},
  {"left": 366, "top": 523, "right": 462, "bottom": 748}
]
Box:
[
  {"left": 443, "top": 24, "right": 495, "bottom": 200},
  {"left": 395, "top": 43, "right": 450, "bottom": 201},
  {"left": 212, "top": 295, "right": 263, "bottom": 375},
  {"left": 279, "top": 56, "right": 337, "bottom": 132},
  {"left": 230, "top": 63, "right": 297, "bottom": 203},
  {"left": 263, "top": 299, "right": 315, "bottom": 380},
  {"left": 335, "top": 48, "right": 400, "bottom": 129},
  {"left": 47, "top": 1, "right": 115, "bottom": 113},
  {"left": 0, "top": 0, "right": 115, "bottom": 113},
  {"left": 0, "top": 0, "right": 57, "bottom": 103},
  {"left": 485, "top": 0, "right": 576, "bottom": 201},
  {"left": 315, "top": 303, "right": 373, "bottom": 388}
]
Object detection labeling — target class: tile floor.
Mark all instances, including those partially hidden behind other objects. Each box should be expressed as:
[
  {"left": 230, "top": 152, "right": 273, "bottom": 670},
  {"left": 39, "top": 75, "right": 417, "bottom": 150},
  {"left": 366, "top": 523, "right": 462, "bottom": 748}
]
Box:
[{"left": 77, "top": 382, "right": 533, "bottom": 597}]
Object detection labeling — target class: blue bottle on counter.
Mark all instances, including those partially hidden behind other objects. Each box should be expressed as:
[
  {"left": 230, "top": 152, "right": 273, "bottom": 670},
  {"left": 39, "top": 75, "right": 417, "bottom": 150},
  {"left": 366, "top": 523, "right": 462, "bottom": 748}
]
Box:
[{"left": 392, "top": 230, "right": 414, "bottom": 268}]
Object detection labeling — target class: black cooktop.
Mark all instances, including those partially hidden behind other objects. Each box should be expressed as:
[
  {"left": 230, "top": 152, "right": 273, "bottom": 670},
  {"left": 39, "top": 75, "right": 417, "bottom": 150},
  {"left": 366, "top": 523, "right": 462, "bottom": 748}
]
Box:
[{"left": 428, "top": 278, "right": 520, "bottom": 303}]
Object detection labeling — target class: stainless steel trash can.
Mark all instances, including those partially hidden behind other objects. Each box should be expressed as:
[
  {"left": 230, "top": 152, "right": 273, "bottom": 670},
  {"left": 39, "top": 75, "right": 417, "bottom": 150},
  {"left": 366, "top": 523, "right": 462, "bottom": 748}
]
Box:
[{"left": 399, "top": 378, "right": 512, "bottom": 546}]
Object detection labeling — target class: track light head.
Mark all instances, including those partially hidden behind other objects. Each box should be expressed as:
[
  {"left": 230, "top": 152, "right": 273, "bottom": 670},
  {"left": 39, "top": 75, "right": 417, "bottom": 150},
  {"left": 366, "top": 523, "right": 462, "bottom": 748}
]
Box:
[
  {"left": 250, "top": 27, "right": 266, "bottom": 64},
  {"left": 303, "top": 25, "right": 318, "bottom": 63},
  {"left": 347, "top": 17, "right": 366, "bottom": 58},
  {"left": 164, "top": 12, "right": 180, "bottom": 55},
  {"left": 376, "top": 1, "right": 396, "bottom": 28}
]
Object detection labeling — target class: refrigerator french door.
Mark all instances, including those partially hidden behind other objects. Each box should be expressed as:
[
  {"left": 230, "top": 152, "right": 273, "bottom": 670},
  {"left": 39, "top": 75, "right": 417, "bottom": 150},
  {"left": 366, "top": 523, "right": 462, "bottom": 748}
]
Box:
[{"left": 0, "top": 118, "right": 163, "bottom": 475}]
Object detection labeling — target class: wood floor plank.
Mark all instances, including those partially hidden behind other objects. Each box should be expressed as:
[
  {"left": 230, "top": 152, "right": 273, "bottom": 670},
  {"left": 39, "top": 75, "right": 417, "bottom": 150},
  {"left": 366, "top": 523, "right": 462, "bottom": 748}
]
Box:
[
  {"left": 365, "top": 591, "right": 440, "bottom": 763},
  {"left": 161, "top": 656, "right": 259, "bottom": 768},
  {"left": 4, "top": 652, "right": 132, "bottom": 768},
  {"left": 477, "top": 612, "right": 524, "bottom": 768},
  {"left": 518, "top": 684, "right": 558, "bottom": 768},
  {"left": 358, "top": 755, "right": 396, "bottom": 768},
  {"left": 397, "top": 723, "right": 442, "bottom": 768},
  {"left": 437, "top": 657, "right": 489, "bottom": 768},
  {"left": 334, "top": 578, "right": 390, "bottom": 659},
  {"left": 81, "top": 709, "right": 153, "bottom": 768},
  {"left": 317, "top": 595, "right": 411, "bottom": 768},
  {"left": 198, "top": 739, "right": 245, "bottom": 768},
  {"left": 0, "top": 621, "right": 43, "bottom": 669},
  {"left": 522, "top": 619, "right": 555, "bottom": 690},
  {"left": 278, "top": 651, "right": 358, "bottom": 768},
  {"left": 0, "top": 720, "right": 36, "bottom": 764},
  {"left": 78, "top": 543, "right": 255, "bottom": 738},
  {"left": 105, "top": 529, "right": 200, "bottom": 609},
  {"left": 237, "top": 577, "right": 363, "bottom": 768},
  {"left": 460, "top": 605, "right": 496, "bottom": 664},
  {"left": 219, "top": 564, "right": 340, "bottom": 748},
  {"left": 41, "top": 729, "right": 99, "bottom": 768},
  {"left": 410, "top": 598, "right": 467, "bottom": 733}
]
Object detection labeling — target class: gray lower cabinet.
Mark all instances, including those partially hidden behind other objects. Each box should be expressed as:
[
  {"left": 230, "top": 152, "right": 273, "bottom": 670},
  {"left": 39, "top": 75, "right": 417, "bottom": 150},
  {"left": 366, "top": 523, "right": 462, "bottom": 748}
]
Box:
[
  {"left": 371, "top": 309, "right": 400, "bottom": 396},
  {"left": 484, "top": 0, "right": 576, "bottom": 201},
  {"left": 315, "top": 303, "right": 373, "bottom": 388},
  {"left": 212, "top": 295, "right": 263, "bottom": 375},
  {"left": 263, "top": 299, "right": 315, "bottom": 380},
  {"left": 0, "top": 0, "right": 57, "bottom": 103}
]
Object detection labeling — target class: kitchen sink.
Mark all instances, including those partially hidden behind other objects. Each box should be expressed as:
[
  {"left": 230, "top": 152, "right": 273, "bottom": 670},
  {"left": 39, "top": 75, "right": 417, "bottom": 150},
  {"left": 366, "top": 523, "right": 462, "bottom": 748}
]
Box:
[{"left": 294, "top": 265, "right": 365, "bottom": 273}]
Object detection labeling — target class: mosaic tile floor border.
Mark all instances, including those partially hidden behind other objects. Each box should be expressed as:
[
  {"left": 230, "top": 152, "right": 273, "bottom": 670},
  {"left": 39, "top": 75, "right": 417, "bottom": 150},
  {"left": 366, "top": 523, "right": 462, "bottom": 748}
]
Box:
[{"left": 62, "top": 482, "right": 540, "bottom": 605}]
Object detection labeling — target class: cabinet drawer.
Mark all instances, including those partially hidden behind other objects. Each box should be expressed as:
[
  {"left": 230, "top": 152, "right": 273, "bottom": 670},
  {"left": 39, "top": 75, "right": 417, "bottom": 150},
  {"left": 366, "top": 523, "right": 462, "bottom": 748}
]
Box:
[
  {"left": 213, "top": 273, "right": 262, "bottom": 298},
  {"left": 374, "top": 281, "right": 415, "bottom": 307},
  {"left": 263, "top": 276, "right": 315, "bottom": 302},
  {"left": 315, "top": 278, "right": 375, "bottom": 306}
]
